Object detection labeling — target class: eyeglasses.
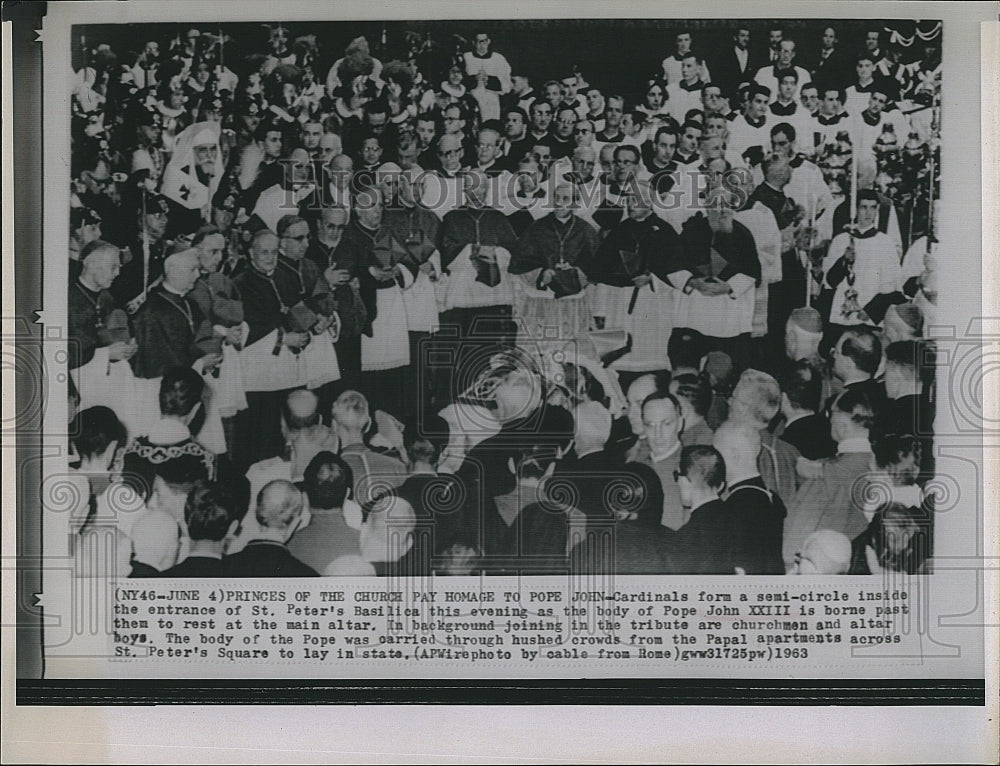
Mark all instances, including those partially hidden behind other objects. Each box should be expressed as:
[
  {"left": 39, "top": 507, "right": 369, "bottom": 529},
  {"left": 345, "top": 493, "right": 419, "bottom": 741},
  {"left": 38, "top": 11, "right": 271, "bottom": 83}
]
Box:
[
  {"left": 574, "top": 127, "right": 592, "bottom": 134},
  {"left": 283, "top": 234, "right": 309, "bottom": 242}
]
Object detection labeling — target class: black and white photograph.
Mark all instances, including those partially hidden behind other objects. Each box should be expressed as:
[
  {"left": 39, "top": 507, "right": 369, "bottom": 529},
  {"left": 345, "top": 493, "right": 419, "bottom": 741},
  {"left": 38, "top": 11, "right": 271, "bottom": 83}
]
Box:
[
  {"left": 3, "top": 0, "right": 997, "bottom": 762},
  {"left": 61, "top": 16, "right": 945, "bottom": 579}
]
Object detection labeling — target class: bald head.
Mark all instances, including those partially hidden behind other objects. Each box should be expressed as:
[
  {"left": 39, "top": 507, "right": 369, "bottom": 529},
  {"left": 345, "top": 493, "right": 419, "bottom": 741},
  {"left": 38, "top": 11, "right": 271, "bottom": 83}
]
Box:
[
  {"left": 713, "top": 421, "right": 760, "bottom": 480},
  {"left": 730, "top": 369, "right": 781, "bottom": 428},
  {"left": 163, "top": 248, "right": 201, "bottom": 294},
  {"left": 256, "top": 479, "right": 305, "bottom": 532},
  {"left": 80, "top": 240, "right": 122, "bottom": 291},
  {"left": 131, "top": 510, "right": 181, "bottom": 571},
  {"left": 796, "top": 530, "right": 852, "bottom": 574}
]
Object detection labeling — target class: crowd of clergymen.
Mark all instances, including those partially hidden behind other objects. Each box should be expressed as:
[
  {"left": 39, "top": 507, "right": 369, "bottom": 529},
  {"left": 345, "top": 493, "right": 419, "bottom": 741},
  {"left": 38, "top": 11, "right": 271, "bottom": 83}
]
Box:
[{"left": 66, "top": 21, "right": 939, "bottom": 577}]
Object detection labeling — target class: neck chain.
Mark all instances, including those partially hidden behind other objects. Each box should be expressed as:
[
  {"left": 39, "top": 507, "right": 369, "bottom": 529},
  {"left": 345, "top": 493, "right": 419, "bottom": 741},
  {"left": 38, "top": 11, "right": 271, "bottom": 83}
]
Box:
[
  {"left": 75, "top": 280, "right": 105, "bottom": 328},
  {"left": 160, "top": 289, "right": 194, "bottom": 333}
]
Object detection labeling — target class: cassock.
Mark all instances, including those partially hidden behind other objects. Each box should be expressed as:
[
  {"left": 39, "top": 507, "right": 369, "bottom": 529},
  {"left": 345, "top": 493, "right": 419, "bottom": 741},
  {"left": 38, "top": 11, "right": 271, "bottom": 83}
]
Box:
[
  {"left": 821, "top": 226, "right": 903, "bottom": 327},
  {"left": 232, "top": 265, "right": 309, "bottom": 393},
  {"left": 438, "top": 205, "right": 520, "bottom": 313},
  {"left": 674, "top": 213, "right": 761, "bottom": 340},
  {"left": 355, "top": 226, "right": 414, "bottom": 372},
  {"left": 68, "top": 279, "right": 144, "bottom": 436},
  {"left": 589, "top": 212, "right": 683, "bottom": 372},
  {"left": 734, "top": 201, "right": 782, "bottom": 338},
  {"left": 382, "top": 204, "right": 443, "bottom": 336},
  {"left": 130, "top": 285, "right": 215, "bottom": 379},
  {"left": 724, "top": 477, "right": 787, "bottom": 574},
  {"left": 111, "top": 234, "right": 168, "bottom": 310},
  {"left": 275, "top": 255, "right": 340, "bottom": 389},
  {"left": 188, "top": 271, "right": 248, "bottom": 418},
  {"left": 508, "top": 213, "right": 599, "bottom": 356}
]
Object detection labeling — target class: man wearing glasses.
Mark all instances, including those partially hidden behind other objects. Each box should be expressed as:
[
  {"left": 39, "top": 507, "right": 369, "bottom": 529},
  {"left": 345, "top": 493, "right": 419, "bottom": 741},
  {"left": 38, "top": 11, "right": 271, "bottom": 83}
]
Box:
[
  {"left": 636, "top": 391, "right": 687, "bottom": 530},
  {"left": 549, "top": 106, "right": 578, "bottom": 160}
]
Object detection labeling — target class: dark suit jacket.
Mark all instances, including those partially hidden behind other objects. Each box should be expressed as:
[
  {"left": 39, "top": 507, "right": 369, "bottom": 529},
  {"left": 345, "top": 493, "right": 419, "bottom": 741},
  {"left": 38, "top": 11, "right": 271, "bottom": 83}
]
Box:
[
  {"left": 712, "top": 45, "right": 758, "bottom": 102},
  {"left": 780, "top": 413, "right": 837, "bottom": 460},
  {"left": 159, "top": 555, "right": 225, "bottom": 577},
  {"left": 222, "top": 540, "right": 318, "bottom": 577}
]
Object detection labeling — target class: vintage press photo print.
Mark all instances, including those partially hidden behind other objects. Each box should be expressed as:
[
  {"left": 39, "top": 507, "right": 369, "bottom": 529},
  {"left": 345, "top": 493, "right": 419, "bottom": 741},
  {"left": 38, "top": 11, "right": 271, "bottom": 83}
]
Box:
[{"left": 4, "top": 0, "right": 997, "bottom": 762}]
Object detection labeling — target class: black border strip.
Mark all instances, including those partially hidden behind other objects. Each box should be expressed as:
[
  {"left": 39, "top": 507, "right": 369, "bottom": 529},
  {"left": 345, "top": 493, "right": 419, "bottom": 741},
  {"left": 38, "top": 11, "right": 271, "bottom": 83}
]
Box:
[{"left": 16, "top": 679, "right": 986, "bottom": 705}]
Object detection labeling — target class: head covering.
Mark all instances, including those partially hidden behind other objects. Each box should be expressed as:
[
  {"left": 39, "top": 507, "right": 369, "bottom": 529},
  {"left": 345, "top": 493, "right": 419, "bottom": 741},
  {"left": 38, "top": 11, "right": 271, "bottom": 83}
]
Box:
[
  {"left": 790, "top": 307, "right": 823, "bottom": 334},
  {"left": 163, "top": 247, "right": 199, "bottom": 273},
  {"left": 161, "top": 120, "right": 222, "bottom": 210},
  {"left": 703, "top": 351, "right": 734, "bottom": 387}
]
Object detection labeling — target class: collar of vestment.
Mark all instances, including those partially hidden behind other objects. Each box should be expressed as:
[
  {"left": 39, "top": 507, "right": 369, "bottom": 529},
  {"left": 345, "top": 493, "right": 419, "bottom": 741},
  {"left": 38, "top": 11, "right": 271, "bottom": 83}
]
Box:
[
  {"left": 850, "top": 225, "right": 879, "bottom": 239},
  {"left": 818, "top": 112, "right": 847, "bottom": 125},
  {"left": 770, "top": 100, "right": 797, "bottom": 116},
  {"left": 679, "top": 79, "right": 704, "bottom": 92},
  {"left": 744, "top": 113, "right": 767, "bottom": 128},
  {"left": 161, "top": 282, "right": 187, "bottom": 298},
  {"left": 861, "top": 109, "right": 883, "bottom": 126}
]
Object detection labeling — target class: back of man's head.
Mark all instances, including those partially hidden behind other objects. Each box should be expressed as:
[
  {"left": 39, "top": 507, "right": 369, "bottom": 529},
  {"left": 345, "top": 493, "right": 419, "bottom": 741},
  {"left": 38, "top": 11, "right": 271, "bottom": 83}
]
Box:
[
  {"left": 680, "top": 444, "right": 726, "bottom": 491},
  {"left": 282, "top": 389, "right": 321, "bottom": 433},
  {"left": 302, "top": 452, "right": 353, "bottom": 510},
  {"left": 840, "top": 327, "right": 882, "bottom": 377},
  {"left": 131, "top": 510, "right": 180, "bottom": 571},
  {"left": 159, "top": 366, "right": 205, "bottom": 419},
  {"left": 256, "top": 479, "right": 305, "bottom": 531},
  {"left": 780, "top": 360, "right": 823, "bottom": 413},
  {"left": 797, "top": 530, "right": 852, "bottom": 574},
  {"left": 668, "top": 328, "right": 709, "bottom": 372},
  {"left": 403, "top": 413, "right": 450, "bottom": 467},
  {"left": 71, "top": 406, "right": 127, "bottom": 461},
  {"left": 730, "top": 369, "right": 781, "bottom": 428},
  {"left": 713, "top": 421, "right": 761, "bottom": 478},
  {"left": 332, "top": 390, "right": 370, "bottom": 432},
  {"left": 184, "top": 480, "right": 243, "bottom": 542},
  {"left": 574, "top": 400, "right": 612, "bottom": 452},
  {"left": 833, "top": 387, "right": 875, "bottom": 433}
]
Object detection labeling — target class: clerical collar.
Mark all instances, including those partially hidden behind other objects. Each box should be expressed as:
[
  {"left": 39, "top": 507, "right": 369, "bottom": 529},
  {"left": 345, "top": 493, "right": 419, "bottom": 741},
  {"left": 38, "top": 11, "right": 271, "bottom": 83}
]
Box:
[
  {"left": 770, "top": 100, "right": 796, "bottom": 116},
  {"left": 744, "top": 113, "right": 766, "bottom": 128},
  {"left": 837, "top": 437, "right": 872, "bottom": 454},
  {"left": 77, "top": 277, "right": 102, "bottom": 295},
  {"left": 470, "top": 50, "right": 492, "bottom": 60},
  {"left": 251, "top": 264, "right": 276, "bottom": 278},
  {"left": 357, "top": 222, "right": 380, "bottom": 236},
  {"left": 818, "top": 112, "right": 846, "bottom": 125},
  {"left": 851, "top": 225, "right": 878, "bottom": 239},
  {"left": 679, "top": 79, "right": 703, "bottom": 92},
  {"left": 162, "top": 282, "right": 186, "bottom": 297},
  {"left": 856, "top": 78, "right": 874, "bottom": 90}
]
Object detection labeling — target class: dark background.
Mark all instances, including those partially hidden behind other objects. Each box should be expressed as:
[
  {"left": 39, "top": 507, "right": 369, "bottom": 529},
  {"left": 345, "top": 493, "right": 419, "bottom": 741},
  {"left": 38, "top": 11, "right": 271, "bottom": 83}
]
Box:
[{"left": 73, "top": 18, "right": 936, "bottom": 105}]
